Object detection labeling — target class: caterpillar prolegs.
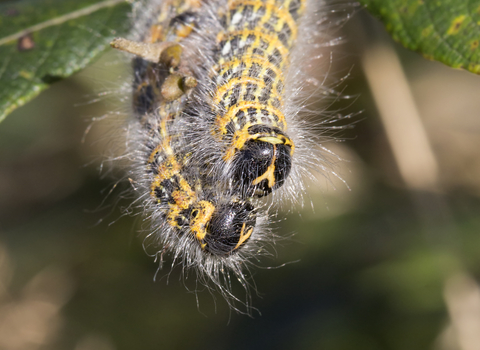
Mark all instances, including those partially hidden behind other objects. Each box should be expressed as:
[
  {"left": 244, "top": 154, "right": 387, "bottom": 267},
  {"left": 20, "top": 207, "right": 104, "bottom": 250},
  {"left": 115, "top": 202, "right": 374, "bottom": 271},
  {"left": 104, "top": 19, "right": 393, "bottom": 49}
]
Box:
[{"left": 113, "top": 0, "right": 349, "bottom": 305}]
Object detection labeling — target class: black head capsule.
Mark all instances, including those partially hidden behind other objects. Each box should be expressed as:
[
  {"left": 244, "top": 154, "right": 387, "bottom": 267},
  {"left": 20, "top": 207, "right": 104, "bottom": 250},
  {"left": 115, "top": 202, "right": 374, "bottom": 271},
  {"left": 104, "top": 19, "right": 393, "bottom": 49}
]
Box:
[
  {"left": 203, "top": 202, "right": 257, "bottom": 256},
  {"left": 231, "top": 137, "right": 292, "bottom": 198}
]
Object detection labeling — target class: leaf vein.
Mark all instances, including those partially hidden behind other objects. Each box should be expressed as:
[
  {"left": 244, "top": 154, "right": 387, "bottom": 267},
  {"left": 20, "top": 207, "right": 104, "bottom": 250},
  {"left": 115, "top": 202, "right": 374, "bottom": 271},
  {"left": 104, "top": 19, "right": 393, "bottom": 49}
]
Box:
[{"left": 0, "top": 0, "right": 126, "bottom": 47}]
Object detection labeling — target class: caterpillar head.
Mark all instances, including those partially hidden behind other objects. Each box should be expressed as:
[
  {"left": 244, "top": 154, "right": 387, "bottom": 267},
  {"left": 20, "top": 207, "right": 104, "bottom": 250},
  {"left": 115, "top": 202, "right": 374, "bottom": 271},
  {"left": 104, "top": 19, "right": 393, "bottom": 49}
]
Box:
[
  {"left": 230, "top": 125, "right": 293, "bottom": 198},
  {"left": 199, "top": 201, "right": 257, "bottom": 256}
]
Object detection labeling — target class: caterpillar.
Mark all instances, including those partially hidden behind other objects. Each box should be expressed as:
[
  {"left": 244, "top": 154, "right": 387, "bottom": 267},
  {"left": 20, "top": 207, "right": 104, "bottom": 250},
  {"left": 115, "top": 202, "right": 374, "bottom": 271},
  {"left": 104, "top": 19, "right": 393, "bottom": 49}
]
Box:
[
  {"left": 111, "top": 0, "right": 352, "bottom": 309},
  {"left": 204, "top": 0, "right": 305, "bottom": 199},
  {"left": 174, "top": 0, "right": 346, "bottom": 205},
  {"left": 140, "top": 108, "right": 257, "bottom": 256},
  {"left": 127, "top": 98, "right": 265, "bottom": 290}
]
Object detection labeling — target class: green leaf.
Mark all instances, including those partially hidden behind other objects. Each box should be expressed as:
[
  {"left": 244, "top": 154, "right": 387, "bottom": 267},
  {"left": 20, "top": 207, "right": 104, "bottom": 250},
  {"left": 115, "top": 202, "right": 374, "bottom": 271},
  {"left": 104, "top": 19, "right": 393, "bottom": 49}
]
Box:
[
  {"left": 0, "top": 0, "right": 131, "bottom": 123},
  {"left": 359, "top": 0, "right": 480, "bottom": 74}
]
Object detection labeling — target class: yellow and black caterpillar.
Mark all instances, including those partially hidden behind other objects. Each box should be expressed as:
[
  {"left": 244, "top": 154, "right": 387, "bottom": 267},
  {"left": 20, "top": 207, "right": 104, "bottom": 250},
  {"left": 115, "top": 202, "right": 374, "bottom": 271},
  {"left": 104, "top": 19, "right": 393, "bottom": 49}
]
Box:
[
  {"left": 209, "top": 0, "right": 305, "bottom": 198},
  {"left": 141, "top": 110, "right": 256, "bottom": 256},
  {"left": 127, "top": 105, "right": 264, "bottom": 300},
  {"left": 112, "top": 0, "right": 350, "bottom": 308}
]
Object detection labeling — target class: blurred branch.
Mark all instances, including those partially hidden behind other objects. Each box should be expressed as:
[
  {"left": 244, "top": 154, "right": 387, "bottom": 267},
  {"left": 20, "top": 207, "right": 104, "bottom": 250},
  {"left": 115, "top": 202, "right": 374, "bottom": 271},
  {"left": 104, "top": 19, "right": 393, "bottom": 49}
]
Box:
[{"left": 358, "top": 13, "right": 480, "bottom": 350}]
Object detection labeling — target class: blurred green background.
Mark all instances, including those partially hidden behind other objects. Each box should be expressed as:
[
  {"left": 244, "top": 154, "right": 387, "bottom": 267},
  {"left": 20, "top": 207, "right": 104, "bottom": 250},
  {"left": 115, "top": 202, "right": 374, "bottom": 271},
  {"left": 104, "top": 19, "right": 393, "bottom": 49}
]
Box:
[{"left": 1, "top": 9, "right": 480, "bottom": 350}]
